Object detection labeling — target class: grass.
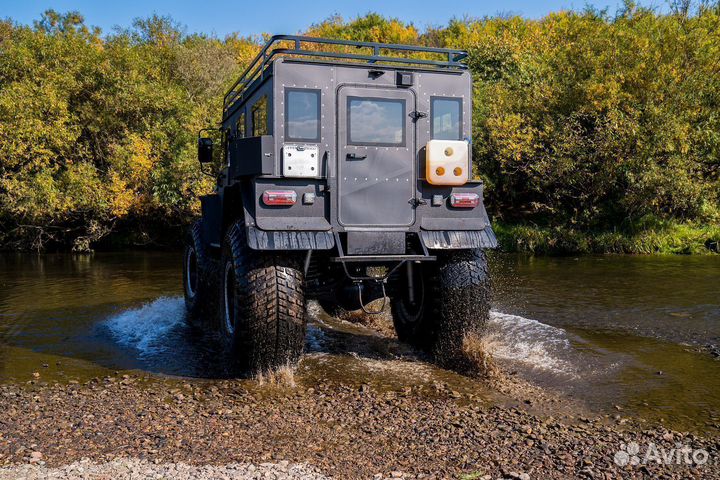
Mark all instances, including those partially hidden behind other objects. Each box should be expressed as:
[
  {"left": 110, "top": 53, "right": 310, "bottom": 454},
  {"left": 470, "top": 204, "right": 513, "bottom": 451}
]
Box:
[{"left": 493, "top": 220, "right": 720, "bottom": 255}]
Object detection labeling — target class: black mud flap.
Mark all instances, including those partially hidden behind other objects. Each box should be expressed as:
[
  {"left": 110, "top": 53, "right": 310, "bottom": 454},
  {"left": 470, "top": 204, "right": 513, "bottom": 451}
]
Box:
[
  {"left": 246, "top": 226, "right": 335, "bottom": 250},
  {"left": 420, "top": 228, "right": 498, "bottom": 249},
  {"left": 200, "top": 194, "right": 221, "bottom": 247}
]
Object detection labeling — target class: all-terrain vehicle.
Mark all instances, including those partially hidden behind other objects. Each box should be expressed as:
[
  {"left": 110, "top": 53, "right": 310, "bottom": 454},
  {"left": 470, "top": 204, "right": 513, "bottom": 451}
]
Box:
[{"left": 183, "top": 35, "right": 497, "bottom": 374}]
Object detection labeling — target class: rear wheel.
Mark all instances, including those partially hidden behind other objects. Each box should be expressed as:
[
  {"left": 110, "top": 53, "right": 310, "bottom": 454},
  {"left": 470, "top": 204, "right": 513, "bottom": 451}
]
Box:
[
  {"left": 391, "top": 249, "right": 491, "bottom": 368},
  {"left": 220, "top": 221, "right": 307, "bottom": 373},
  {"left": 183, "top": 221, "right": 210, "bottom": 327}
]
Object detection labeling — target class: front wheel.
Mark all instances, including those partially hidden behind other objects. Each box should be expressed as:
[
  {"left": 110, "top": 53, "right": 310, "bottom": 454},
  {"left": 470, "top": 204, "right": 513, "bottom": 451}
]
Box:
[
  {"left": 220, "top": 221, "right": 307, "bottom": 374},
  {"left": 391, "top": 249, "right": 491, "bottom": 369}
]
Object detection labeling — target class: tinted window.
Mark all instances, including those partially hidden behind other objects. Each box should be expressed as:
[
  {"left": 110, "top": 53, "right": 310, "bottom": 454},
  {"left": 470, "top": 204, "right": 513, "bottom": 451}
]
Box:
[
  {"left": 431, "top": 97, "right": 462, "bottom": 140},
  {"left": 236, "top": 112, "right": 246, "bottom": 138},
  {"left": 348, "top": 97, "right": 405, "bottom": 146},
  {"left": 286, "top": 89, "right": 320, "bottom": 142},
  {"left": 252, "top": 96, "right": 268, "bottom": 136}
]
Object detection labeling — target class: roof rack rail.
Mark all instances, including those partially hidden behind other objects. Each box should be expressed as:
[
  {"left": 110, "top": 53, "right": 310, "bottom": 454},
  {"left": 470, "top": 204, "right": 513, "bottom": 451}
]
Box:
[{"left": 223, "top": 35, "right": 468, "bottom": 112}]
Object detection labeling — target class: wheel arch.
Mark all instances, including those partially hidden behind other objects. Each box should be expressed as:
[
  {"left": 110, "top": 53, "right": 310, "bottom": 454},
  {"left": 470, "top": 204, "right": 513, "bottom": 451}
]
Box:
[{"left": 215, "top": 179, "right": 256, "bottom": 245}]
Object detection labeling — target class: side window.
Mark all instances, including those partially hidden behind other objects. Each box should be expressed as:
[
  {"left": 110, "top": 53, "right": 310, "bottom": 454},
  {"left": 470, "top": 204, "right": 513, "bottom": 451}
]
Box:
[
  {"left": 236, "top": 112, "right": 246, "bottom": 138},
  {"left": 285, "top": 88, "right": 320, "bottom": 142},
  {"left": 251, "top": 96, "right": 268, "bottom": 137},
  {"left": 224, "top": 129, "right": 231, "bottom": 165},
  {"left": 348, "top": 97, "right": 405, "bottom": 146},
  {"left": 431, "top": 97, "right": 462, "bottom": 140}
]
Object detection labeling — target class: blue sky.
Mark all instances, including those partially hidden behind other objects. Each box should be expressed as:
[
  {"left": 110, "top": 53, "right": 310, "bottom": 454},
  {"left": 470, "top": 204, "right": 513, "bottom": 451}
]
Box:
[{"left": 2, "top": 0, "right": 665, "bottom": 36}]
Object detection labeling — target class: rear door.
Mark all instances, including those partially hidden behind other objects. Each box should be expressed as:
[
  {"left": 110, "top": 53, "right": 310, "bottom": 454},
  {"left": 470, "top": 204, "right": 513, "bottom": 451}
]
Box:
[{"left": 337, "top": 87, "right": 415, "bottom": 227}]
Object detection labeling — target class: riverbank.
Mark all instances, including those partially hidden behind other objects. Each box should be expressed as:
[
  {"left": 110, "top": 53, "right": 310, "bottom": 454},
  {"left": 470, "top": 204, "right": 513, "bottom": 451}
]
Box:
[
  {"left": 1, "top": 251, "right": 719, "bottom": 478},
  {"left": 493, "top": 221, "right": 720, "bottom": 255},
  {"left": 3, "top": 220, "right": 719, "bottom": 255},
  {"left": 1, "top": 368, "right": 717, "bottom": 479},
  {"left": 2, "top": 303, "right": 719, "bottom": 479}
]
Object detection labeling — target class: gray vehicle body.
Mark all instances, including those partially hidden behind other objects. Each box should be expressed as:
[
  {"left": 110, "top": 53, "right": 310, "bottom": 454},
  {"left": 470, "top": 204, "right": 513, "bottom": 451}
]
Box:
[{"left": 199, "top": 36, "right": 496, "bottom": 282}]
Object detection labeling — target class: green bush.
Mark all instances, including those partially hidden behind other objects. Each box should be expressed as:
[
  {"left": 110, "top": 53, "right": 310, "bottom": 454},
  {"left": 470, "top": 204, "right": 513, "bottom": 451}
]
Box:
[{"left": 494, "top": 220, "right": 720, "bottom": 254}]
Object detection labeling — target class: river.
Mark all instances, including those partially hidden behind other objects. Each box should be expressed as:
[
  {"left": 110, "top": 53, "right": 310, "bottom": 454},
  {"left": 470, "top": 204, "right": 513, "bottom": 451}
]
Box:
[{"left": 0, "top": 252, "right": 718, "bottom": 434}]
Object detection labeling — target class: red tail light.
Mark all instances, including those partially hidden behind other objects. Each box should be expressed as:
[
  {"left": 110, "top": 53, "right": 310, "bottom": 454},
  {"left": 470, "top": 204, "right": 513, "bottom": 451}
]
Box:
[
  {"left": 449, "top": 193, "right": 480, "bottom": 208},
  {"left": 262, "top": 190, "right": 297, "bottom": 206}
]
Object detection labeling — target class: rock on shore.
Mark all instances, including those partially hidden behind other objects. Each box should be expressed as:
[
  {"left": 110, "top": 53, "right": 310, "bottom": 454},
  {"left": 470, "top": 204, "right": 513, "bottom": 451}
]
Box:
[{"left": 0, "top": 376, "right": 717, "bottom": 479}]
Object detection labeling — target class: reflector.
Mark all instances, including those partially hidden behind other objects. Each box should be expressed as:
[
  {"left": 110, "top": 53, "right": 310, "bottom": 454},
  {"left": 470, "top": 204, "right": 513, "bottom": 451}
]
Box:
[
  {"left": 449, "top": 193, "right": 479, "bottom": 208},
  {"left": 263, "top": 190, "right": 297, "bottom": 206}
]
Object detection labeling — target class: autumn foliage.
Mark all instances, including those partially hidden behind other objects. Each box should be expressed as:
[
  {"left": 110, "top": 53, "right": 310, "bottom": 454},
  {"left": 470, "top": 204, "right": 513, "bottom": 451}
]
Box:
[{"left": 0, "top": 5, "right": 718, "bottom": 252}]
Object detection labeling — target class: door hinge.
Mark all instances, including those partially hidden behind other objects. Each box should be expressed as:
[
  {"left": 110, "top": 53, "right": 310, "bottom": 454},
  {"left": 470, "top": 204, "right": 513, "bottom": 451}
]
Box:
[
  {"left": 409, "top": 111, "right": 428, "bottom": 121},
  {"left": 408, "top": 198, "right": 427, "bottom": 207}
]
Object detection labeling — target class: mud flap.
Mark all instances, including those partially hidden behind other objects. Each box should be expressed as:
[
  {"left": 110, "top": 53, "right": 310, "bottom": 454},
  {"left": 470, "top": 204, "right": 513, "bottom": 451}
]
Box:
[{"left": 420, "top": 229, "right": 497, "bottom": 250}]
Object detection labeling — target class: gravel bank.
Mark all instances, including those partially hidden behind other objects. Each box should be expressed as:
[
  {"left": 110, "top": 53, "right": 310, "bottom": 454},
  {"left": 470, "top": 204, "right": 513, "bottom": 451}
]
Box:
[
  {"left": 0, "top": 458, "right": 328, "bottom": 479},
  {"left": 1, "top": 375, "right": 718, "bottom": 479}
]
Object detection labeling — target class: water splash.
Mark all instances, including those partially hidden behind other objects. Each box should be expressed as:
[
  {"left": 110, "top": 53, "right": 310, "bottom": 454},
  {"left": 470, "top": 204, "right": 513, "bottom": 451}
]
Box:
[
  {"left": 104, "top": 296, "right": 186, "bottom": 357},
  {"left": 485, "top": 311, "right": 578, "bottom": 377}
]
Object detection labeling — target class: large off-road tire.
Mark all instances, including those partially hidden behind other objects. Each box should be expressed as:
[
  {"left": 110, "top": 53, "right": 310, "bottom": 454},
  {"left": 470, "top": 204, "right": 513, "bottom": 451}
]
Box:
[
  {"left": 220, "top": 221, "right": 307, "bottom": 373},
  {"left": 391, "top": 249, "right": 491, "bottom": 369},
  {"left": 183, "top": 221, "right": 211, "bottom": 327}
]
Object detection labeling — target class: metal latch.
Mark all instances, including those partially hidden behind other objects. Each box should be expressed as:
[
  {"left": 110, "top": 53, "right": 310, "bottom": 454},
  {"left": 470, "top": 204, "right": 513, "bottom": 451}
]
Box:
[
  {"left": 409, "top": 111, "right": 428, "bottom": 121},
  {"left": 408, "top": 198, "right": 427, "bottom": 207}
]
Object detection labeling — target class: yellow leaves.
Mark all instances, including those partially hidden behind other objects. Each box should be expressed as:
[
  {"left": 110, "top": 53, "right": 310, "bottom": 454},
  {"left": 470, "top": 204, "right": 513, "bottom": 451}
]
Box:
[
  {"left": 107, "top": 172, "right": 134, "bottom": 218},
  {"left": 487, "top": 113, "right": 538, "bottom": 168},
  {"left": 1, "top": 10, "right": 719, "bottom": 250},
  {"left": 108, "top": 134, "right": 154, "bottom": 184},
  {"left": 125, "top": 135, "right": 155, "bottom": 186},
  {"left": 0, "top": 170, "right": 64, "bottom": 221},
  {"left": 104, "top": 134, "right": 158, "bottom": 218},
  {"left": 305, "top": 14, "right": 420, "bottom": 46}
]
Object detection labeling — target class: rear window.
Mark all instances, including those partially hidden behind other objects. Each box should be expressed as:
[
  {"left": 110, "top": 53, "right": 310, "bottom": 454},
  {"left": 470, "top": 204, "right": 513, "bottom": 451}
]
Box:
[
  {"left": 431, "top": 97, "right": 462, "bottom": 140},
  {"left": 285, "top": 89, "right": 320, "bottom": 142},
  {"left": 348, "top": 97, "right": 405, "bottom": 146}
]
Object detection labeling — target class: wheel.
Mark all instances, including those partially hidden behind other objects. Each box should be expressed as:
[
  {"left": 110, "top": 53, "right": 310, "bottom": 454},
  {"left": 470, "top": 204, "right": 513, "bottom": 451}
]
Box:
[
  {"left": 390, "top": 260, "right": 437, "bottom": 349},
  {"left": 183, "top": 221, "right": 210, "bottom": 326},
  {"left": 391, "top": 249, "right": 491, "bottom": 368},
  {"left": 220, "top": 221, "right": 307, "bottom": 373}
]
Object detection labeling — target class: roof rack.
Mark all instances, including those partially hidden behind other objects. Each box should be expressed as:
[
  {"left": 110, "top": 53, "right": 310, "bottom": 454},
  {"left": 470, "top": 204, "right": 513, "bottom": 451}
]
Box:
[{"left": 223, "top": 35, "right": 468, "bottom": 112}]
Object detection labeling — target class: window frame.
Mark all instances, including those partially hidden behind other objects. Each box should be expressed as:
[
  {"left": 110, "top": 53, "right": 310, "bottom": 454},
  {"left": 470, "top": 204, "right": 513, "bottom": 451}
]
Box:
[
  {"left": 251, "top": 96, "right": 268, "bottom": 137},
  {"left": 346, "top": 96, "right": 406, "bottom": 147},
  {"left": 430, "top": 96, "right": 463, "bottom": 141},
  {"left": 284, "top": 88, "right": 321, "bottom": 143}
]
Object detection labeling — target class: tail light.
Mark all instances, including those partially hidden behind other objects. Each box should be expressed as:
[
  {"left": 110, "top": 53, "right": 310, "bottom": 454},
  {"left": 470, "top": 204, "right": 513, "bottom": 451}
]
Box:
[
  {"left": 450, "top": 193, "right": 480, "bottom": 208},
  {"left": 262, "top": 190, "right": 297, "bottom": 206}
]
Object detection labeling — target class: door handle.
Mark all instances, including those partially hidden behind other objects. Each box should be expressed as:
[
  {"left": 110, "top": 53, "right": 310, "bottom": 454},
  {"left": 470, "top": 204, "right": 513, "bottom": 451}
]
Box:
[{"left": 346, "top": 153, "right": 367, "bottom": 160}]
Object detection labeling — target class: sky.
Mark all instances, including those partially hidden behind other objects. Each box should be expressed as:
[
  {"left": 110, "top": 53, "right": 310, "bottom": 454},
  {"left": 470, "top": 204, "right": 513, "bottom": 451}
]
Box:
[{"left": 1, "top": 0, "right": 666, "bottom": 36}]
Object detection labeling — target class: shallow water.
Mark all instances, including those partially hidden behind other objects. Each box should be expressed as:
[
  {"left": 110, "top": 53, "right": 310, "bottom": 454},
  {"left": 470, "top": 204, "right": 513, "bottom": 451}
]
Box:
[{"left": 0, "top": 252, "right": 718, "bottom": 433}]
